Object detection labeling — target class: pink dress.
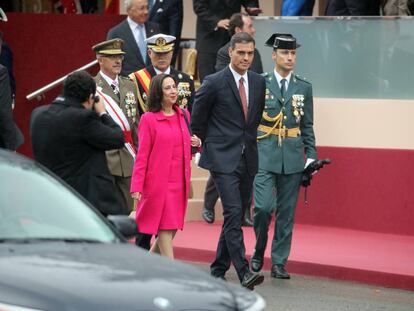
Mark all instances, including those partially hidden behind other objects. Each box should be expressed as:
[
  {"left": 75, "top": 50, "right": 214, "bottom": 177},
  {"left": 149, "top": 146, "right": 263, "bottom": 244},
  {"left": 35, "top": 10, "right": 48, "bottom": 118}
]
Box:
[
  {"left": 158, "top": 113, "right": 185, "bottom": 230},
  {"left": 130, "top": 106, "right": 192, "bottom": 235}
]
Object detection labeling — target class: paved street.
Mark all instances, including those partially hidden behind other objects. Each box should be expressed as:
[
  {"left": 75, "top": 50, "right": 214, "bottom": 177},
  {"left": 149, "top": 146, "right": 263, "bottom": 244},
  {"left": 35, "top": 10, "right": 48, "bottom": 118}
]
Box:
[{"left": 192, "top": 264, "right": 414, "bottom": 311}]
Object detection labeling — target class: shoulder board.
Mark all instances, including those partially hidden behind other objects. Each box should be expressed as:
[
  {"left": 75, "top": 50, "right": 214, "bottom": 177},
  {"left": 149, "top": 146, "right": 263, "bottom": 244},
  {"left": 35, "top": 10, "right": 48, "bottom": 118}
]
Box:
[
  {"left": 120, "top": 75, "right": 133, "bottom": 81},
  {"left": 175, "top": 71, "right": 192, "bottom": 80},
  {"left": 261, "top": 72, "right": 269, "bottom": 78},
  {"left": 294, "top": 74, "right": 311, "bottom": 84}
]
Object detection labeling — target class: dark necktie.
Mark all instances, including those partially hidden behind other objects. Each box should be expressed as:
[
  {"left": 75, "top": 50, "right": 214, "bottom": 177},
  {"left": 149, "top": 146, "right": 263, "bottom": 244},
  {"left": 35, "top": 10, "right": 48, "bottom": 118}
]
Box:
[
  {"left": 280, "top": 78, "right": 287, "bottom": 99},
  {"left": 111, "top": 81, "right": 119, "bottom": 98},
  {"left": 239, "top": 77, "right": 248, "bottom": 120}
]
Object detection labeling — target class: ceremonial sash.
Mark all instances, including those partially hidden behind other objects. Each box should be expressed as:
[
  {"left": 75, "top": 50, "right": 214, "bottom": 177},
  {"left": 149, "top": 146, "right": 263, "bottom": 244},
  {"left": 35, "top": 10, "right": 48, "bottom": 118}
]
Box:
[
  {"left": 96, "top": 87, "right": 135, "bottom": 159},
  {"left": 134, "top": 68, "right": 152, "bottom": 113},
  {"left": 134, "top": 68, "right": 151, "bottom": 94}
]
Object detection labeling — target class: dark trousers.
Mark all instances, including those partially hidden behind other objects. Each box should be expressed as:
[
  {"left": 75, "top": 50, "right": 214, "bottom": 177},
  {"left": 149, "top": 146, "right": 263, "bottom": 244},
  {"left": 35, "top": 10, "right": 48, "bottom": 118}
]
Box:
[
  {"left": 253, "top": 170, "right": 302, "bottom": 265},
  {"left": 210, "top": 155, "right": 252, "bottom": 282},
  {"left": 204, "top": 174, "right": 253, "bottom": 219},
  {"left": 197, "top": 52, "right": 217, "bottom": 83}
]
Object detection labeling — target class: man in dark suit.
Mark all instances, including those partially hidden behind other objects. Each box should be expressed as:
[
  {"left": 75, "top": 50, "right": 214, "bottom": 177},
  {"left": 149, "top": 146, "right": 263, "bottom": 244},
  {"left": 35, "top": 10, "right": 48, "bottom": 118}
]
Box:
[
  {"left": 191, "top": 32, "right": 265, "bottom": 290},
  {"left": 193, "top": 0, "right": 261, "bottom": 82},
  {"left": 30, "top": 71, "right": 125, "bottom": 216},
  {"left": 215, "top": 13, "right": 263, "bottom": 74},
  {"left": 0, "top": 63, "right": 17, "bottom": 150},
  {"left": 0, "top": 31, "right": 15, "bottom": 101},
  {"left": 202, "top": 12, "right": 264, "bottom": 227},
  {"left": 325, "top": 0, "right": 380, "bottom": 15},
  {"left": 107, "top": 0, "right": 160, "bottom": 76},
  {"left": 148, "top": 0, "right": 183, "bottom": 66}
]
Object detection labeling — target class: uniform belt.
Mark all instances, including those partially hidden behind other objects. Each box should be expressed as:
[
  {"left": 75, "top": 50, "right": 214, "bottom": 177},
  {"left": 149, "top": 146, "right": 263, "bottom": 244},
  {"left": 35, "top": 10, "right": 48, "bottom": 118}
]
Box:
[{"left": 257, "top": 124, "right": 301, "bottom": 138}]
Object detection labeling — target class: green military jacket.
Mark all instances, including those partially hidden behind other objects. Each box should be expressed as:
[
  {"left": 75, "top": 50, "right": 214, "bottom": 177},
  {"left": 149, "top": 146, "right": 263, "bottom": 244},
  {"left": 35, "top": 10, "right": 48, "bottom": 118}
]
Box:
[
  {"left": 257, "top": 71, "right": 317, "bottom": 174},
  {"left": 95, "top": 73, "right": 139, "bottom": 177}
]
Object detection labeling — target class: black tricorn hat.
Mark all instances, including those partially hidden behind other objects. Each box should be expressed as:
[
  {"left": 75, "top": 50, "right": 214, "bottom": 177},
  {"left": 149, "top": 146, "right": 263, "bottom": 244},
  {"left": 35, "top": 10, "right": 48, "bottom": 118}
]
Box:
[{"left": 265, "top": 33, "right": 301, "bottom": 49}]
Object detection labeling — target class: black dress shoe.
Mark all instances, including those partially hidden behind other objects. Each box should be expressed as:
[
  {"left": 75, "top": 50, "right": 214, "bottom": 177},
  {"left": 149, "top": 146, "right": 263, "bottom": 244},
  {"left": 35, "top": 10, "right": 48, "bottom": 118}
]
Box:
[
  {"left": 241, "top": 271, "right": 264, "bottom": 290},
  {"left": 271, "top": 265, "right": 290, "bottom": 279},
  {"left": 242, "top": 217, "right": 253, "bottom": 227},
  {"left": 202, "top": 208, "right": 215, "bottom": 224},
  {"left": 250, "top": 251, "right": 264, "bottom": 272},
  {"left": 251, "top": 259, "right": 263, "bottom": 273}
]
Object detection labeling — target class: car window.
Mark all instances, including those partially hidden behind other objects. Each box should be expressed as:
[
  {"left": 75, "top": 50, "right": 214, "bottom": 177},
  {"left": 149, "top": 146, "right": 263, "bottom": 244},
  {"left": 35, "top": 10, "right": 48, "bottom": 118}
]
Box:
[{"left": 0, "top": 164, "right": 119, "bottom": 243}]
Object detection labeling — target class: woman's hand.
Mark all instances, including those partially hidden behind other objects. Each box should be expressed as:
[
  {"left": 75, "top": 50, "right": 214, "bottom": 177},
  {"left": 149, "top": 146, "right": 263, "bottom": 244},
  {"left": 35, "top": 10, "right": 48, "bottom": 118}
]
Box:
[
  {"left": 191, "top": 135, "right": 202, "bottom": 147},
  {"left": 131, "top": 192, "right": 141, "bottom": 201}
]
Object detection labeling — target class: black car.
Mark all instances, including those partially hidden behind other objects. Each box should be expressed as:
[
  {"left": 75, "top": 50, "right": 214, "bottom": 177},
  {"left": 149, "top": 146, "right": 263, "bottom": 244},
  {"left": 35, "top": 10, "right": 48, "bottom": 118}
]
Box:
[{"left": 0, "top": 149, "right": 266, "bottom": 311}]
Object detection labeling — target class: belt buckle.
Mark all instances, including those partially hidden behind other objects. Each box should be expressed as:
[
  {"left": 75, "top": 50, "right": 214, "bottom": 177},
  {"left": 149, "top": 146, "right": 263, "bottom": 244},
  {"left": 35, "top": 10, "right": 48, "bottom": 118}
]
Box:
[{"left": 280, "top": 128, "right": 287, "bottom": 139}]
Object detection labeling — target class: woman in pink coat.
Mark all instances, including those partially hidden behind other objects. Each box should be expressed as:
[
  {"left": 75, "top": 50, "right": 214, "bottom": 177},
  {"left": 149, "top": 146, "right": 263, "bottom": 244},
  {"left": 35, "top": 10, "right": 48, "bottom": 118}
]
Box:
[{"left": 130, "top": 74, "right": 201, "bottom": 259}]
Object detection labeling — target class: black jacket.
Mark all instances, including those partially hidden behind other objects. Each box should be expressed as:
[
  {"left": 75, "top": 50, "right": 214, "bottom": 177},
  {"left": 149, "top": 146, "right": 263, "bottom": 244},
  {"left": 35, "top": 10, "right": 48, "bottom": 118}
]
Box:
[
  {"left": 191, "top": 67, "right": 265, "bottom": 175},
  {"left": 215, "top": 42, "right": 263, "bottom": 74},
  {"left": 30, "top": 97, "right": 125, "bottom": 215},
  {"left": 149, "top": 0, "right": 183, "bottom": 65},
  {"left": 325, "top": 0, "right": 380, "bottom": 15},
  {"left": 193, "top": 0, "right": 259, "bottom": 53},
  {"left": 0, "top": 65, "right": 17, "bottom": 150}
]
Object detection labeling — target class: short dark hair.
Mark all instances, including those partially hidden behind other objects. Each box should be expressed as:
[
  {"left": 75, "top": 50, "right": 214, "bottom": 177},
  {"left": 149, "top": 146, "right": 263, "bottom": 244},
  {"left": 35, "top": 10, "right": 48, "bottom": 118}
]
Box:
[
  {"left": 63, "top": 70, "right": 96, "bottom": 103},
  {"left": 228, "top": 13, "right": 247, "bottom": 37},
  {"left": 230, "top": 32, "right": 255, "bottom": 49},
  {"left": 147, "top": 73, "right": 177, "bottom": 112}
]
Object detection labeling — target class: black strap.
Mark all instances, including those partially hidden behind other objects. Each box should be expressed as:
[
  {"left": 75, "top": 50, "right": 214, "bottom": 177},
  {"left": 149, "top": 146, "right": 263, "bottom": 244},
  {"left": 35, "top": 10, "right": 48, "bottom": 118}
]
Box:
[{"left": 181, "top": 108, "right": 192, "bottom": 136}]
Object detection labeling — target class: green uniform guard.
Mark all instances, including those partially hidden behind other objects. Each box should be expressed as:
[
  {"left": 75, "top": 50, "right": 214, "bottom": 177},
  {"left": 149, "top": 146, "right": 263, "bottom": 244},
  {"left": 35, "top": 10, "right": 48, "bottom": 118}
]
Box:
[{"left": 251, "top": 33, "right": 317, "bottom": 279}]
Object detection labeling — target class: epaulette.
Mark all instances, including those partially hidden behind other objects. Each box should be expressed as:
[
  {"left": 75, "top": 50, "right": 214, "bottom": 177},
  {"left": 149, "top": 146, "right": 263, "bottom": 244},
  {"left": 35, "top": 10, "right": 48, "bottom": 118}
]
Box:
[
  {"left": 261, "top": 72, "right": 269, "bottom": 78},
  {"left": 294, "top": 74, "right": 311, "bottom": 84},
  {"left": 120, "top": 75, "right": 133, "bottom": 82}
]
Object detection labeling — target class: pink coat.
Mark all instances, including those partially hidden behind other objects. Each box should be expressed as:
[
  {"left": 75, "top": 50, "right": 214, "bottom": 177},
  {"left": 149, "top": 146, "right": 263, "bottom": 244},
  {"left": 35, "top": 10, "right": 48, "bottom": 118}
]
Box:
[{"left": 130, "top": 106, "right": 192, "bottom": 234}]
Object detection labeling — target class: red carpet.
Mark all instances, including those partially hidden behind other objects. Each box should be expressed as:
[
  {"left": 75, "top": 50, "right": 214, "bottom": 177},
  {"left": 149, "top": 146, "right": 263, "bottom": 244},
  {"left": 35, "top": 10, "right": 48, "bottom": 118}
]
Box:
[{"left": 174, "top": 221, "right": 414, "bottom": 291}]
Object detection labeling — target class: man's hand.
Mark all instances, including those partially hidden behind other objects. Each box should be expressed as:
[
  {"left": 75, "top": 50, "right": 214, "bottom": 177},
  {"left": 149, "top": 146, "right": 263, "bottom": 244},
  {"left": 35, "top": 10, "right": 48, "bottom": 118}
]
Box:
[
  {"left": 94, "top": 96, "right": 106, "bottom": 115},
  {"left": 245, "top": 7, "right": 262, "bottom": 16},
  {"left": 217, "top": 19, "right": 230, "bottom": 30},
  {"left": 191, "top": 134, "right": 202, "bottom": 147}
]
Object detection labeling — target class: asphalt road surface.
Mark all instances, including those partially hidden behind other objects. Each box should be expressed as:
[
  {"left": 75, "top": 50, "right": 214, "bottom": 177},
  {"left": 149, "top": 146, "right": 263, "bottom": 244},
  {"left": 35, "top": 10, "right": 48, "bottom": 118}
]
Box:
[{"left": 192, "top": 264, "right": 414, "bottom": 311}]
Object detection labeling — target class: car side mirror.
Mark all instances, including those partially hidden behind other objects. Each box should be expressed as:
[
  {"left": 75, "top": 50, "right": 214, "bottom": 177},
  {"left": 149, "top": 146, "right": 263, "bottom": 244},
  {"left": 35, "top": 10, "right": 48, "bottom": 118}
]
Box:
[{"left": 107, "top": 215, "right": 138, "bottom": 239}]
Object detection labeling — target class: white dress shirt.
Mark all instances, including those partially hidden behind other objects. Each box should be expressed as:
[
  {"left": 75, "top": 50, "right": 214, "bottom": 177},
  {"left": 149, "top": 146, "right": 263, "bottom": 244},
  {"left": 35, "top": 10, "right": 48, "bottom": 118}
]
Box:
[
  {"left": 273, "top": 69, "right": 292, "bottom": 93},
  {"left": 229, "top": 65, "right": 249, "bottom": 107}
]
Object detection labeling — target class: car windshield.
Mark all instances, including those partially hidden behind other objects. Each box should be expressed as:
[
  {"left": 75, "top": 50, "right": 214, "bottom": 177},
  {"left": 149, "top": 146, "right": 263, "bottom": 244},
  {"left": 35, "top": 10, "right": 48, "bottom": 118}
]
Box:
[{"left": 0, "top": 162, "right": 119, "bottom": 243}]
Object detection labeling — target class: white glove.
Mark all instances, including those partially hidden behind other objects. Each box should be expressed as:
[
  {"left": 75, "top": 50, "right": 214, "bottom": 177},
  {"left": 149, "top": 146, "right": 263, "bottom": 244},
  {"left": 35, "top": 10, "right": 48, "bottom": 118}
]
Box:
[{"left": 194, "top": 152, "right": 201, "bottom": 167}]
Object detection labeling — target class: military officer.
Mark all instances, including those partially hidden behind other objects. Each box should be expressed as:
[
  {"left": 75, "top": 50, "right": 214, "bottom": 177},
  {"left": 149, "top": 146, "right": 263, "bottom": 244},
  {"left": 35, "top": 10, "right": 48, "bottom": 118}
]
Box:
[
  {"left": 93, "top": 38, "right": 139, "bottom": 215},
  {"left": 251, "top": 34, "right": 317, "bottom": 279},
  {"left": 129, "top": 33, "right": 195, "bottom": 115}
]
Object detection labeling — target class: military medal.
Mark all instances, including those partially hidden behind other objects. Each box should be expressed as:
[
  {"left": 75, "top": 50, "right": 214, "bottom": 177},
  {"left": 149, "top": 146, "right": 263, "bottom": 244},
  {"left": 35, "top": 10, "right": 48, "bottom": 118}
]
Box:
[
  {"left": 125, "top": 91, "right": 137, "bottom": 122},
  {"left": 292, "top": 94, "right": 305, "bottom": 123},
  {"left": 177, "top": 82, "right": 191, "bottom": 109}
]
